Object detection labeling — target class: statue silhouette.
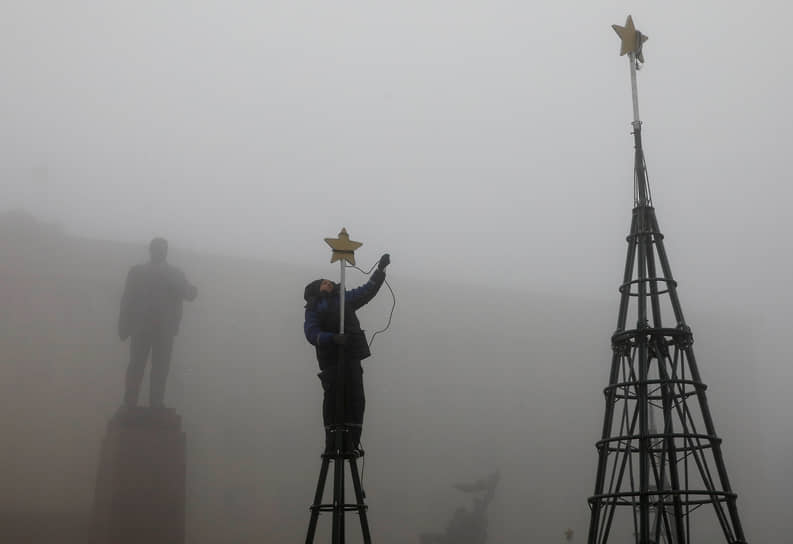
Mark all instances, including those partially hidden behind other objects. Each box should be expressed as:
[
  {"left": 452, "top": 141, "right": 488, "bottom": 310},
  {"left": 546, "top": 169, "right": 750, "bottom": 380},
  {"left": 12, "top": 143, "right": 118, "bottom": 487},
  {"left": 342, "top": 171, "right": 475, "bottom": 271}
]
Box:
[
  {"left": 419, "top": 471, "right": 499, "bottom": 544},
  {"left": 118, "top": 238, "right": 197, "bottom": 408}
]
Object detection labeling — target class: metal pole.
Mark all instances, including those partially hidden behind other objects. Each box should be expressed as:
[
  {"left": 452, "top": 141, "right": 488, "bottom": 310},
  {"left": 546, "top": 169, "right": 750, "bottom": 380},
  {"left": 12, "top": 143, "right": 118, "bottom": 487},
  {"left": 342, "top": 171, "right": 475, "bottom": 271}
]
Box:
[
  {"left": 629, "top": 53, "right": 641, "bottom": 128},
  {"left": 339, "top": 260, "right": 346, "bottom": 332},
  {"left": 332, "top": 258, "right": 347, "bottom": 543},
  {"left": 629, "top": 52, "right": 650, "bottom": 208}
]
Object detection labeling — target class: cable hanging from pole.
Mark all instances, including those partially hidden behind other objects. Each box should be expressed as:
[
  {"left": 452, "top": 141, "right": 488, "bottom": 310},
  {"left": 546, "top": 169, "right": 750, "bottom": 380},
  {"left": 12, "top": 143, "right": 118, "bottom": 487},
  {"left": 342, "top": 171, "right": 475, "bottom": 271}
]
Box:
[{"left": 348, "top": 259, "right": 397, "bottom": 348}]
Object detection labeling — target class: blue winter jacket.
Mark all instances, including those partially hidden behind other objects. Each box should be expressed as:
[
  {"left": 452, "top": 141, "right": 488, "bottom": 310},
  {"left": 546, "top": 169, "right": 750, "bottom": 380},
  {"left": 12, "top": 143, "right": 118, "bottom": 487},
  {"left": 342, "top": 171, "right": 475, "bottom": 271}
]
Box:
[{"left": 304, "top": 269, "right": 385, "bottom": 367}]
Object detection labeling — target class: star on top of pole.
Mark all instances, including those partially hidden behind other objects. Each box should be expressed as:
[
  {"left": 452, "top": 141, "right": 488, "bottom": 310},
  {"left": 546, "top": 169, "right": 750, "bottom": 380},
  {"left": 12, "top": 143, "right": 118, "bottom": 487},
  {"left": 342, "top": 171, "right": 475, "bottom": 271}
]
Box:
[
  {"left": 612, "top": 15, "right": 648, "bottom": 63},
  {"left": 324, "top": 227, "right": 362, "bottom": 265}
]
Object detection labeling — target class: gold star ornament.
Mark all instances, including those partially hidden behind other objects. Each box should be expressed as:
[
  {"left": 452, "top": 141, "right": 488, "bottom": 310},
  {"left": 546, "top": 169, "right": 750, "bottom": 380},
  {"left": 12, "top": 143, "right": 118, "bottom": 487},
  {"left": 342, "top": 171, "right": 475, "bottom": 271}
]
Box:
[
  {"left": 612, "top": 15, "right": 648, "bottom": 63},
  {"left": 324, "top": 228, "right": 363, "bottom": 265}
]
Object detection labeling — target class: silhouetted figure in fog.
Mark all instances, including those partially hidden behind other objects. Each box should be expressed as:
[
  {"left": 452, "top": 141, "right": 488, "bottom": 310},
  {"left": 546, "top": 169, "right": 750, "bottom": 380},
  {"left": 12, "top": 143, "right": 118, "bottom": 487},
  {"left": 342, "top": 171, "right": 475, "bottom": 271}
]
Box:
[
  {"left": 419, "top": 471, "right": 499, "bottom": 544},
  {"left": 303, "top": 253, "right": 390, "bottom": 452},
  {"left": 118, "top": 238, "right": 197, "bottom": 408}
]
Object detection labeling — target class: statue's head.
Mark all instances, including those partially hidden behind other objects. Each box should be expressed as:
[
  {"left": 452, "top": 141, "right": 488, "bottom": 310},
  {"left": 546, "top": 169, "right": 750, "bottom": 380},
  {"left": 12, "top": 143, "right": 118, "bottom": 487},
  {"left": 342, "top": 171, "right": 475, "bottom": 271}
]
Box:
[{"left": 149, "top": 237, "right": 168, "bottom": 264}]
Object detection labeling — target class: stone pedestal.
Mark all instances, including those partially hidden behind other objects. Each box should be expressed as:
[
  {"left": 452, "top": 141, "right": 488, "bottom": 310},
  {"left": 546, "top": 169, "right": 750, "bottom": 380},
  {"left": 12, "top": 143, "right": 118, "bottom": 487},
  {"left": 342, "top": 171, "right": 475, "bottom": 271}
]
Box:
[{"left": 92, "top": 407, "right": 186, "bottom": 544}]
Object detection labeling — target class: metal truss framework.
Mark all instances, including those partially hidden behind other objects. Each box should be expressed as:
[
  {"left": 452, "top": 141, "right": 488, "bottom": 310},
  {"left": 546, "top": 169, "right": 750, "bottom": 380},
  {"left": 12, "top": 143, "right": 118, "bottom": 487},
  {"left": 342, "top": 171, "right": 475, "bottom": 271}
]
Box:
[{"left": 587, "top": 125, "right": 748, "bottom": 544}]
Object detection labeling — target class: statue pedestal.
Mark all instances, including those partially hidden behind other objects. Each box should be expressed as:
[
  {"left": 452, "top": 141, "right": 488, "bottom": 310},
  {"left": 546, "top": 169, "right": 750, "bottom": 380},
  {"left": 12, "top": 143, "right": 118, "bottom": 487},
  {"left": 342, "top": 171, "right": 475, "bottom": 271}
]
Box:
[{"left": 92, "top": 407, "right": 186, "bottom": 544}]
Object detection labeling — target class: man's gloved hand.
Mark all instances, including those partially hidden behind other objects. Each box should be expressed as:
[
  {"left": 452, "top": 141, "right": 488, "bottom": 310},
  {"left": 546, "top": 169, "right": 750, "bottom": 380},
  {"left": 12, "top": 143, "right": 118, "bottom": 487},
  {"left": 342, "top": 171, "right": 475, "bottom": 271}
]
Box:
[
  {"left": 332, "top": 334, "right": 348, "bottom": 345},
  {"left": 378, "top": 253, "right": 391, "bottom": 271}
]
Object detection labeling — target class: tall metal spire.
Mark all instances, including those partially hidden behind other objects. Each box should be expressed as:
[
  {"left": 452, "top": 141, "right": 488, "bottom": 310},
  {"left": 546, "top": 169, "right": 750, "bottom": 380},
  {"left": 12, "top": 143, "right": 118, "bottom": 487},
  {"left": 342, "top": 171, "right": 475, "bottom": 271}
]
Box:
[{"left": 586, "top": 16, "right": 748, "bottom": 544}]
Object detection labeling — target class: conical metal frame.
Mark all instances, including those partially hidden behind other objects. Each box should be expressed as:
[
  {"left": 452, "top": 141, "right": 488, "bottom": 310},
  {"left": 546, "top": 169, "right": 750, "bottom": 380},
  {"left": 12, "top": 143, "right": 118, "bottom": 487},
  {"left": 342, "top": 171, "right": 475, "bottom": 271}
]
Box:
[{"left": 587, "top": 125, "right": 747, "bottom": 544}]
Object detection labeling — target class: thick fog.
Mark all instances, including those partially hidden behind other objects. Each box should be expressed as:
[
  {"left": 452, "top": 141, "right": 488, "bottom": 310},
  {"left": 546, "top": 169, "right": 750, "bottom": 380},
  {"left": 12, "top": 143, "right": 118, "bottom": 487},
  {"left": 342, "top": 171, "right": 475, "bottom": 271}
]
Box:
[{"left": 1, "top": 1, "right": 791, "bottom": 542}]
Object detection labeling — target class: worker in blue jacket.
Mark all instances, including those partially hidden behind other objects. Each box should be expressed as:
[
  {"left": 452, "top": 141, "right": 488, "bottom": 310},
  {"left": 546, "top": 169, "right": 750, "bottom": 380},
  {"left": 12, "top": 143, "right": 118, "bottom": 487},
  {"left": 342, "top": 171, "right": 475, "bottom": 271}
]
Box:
[{"left": 303, "top": 253, "right": 390, "bottom": 452}]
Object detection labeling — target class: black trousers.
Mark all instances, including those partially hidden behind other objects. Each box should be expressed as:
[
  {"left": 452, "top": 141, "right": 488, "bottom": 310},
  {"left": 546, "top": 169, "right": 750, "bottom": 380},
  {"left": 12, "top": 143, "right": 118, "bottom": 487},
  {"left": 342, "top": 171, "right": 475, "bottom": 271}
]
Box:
[
  {"left": 124, "top": 328, "right": 175, "bottom": 408},
  {"left": 319, "top": 359, "right": 365, "bottom": 450}
]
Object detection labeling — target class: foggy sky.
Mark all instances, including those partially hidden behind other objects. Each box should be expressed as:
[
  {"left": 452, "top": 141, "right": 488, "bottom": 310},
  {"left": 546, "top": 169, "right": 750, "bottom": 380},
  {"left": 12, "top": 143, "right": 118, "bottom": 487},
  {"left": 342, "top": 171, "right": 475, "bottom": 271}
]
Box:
[{"left": 2, "top": 1, "right": 791, "bottom": 294}]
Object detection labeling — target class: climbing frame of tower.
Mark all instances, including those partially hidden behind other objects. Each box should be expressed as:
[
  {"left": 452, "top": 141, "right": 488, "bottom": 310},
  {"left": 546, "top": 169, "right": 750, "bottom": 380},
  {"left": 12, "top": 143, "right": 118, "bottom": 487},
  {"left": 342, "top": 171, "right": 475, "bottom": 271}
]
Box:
[{"left": 586, "top": 16, "right": 748, "bottom": 544}]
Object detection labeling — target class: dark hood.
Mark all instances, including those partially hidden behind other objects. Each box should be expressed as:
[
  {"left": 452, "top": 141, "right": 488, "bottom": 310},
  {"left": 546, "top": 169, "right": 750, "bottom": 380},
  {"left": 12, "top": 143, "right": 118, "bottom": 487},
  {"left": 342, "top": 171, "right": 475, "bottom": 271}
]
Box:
[{"left": 304, "top": 279, "right": 338, "bottom": 308}]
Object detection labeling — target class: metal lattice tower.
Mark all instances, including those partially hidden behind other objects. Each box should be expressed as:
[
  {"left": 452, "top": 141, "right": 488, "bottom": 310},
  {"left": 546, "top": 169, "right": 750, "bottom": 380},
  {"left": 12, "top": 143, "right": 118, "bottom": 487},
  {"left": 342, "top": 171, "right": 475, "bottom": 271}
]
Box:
[{"left": 586, "top": 16, "right": 747, "bottom": 544}]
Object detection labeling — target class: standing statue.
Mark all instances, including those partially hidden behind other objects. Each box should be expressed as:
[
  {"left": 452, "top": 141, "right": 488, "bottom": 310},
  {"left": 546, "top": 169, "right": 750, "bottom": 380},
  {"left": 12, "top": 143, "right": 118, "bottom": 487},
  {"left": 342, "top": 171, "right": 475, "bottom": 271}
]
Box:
[
  {"left": 303, "top": 253, "right": 390, "bottom": 453},
  {"left": 118, "top": 237, "right": 197, "bottom": 408},
  {"left": 419, "top": 470, "right": 500, "bottom": 544}
]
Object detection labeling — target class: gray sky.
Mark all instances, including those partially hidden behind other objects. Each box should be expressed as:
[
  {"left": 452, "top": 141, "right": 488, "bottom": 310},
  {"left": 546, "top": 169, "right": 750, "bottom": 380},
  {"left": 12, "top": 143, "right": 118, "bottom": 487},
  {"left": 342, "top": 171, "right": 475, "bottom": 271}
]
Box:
[{"left": 3, "top": 1, "right": 791, "bottom": 293}]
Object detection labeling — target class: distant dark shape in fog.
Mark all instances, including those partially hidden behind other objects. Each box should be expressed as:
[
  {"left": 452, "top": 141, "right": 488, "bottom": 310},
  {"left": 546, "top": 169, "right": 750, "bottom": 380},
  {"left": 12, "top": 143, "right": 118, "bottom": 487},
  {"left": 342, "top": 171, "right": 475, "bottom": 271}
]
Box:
[
  {"left": 420, "top": 470, "right": 499, "bottom": 544},
  {"left": 119, "top": 237, "right": 198, "bottom": 408}
]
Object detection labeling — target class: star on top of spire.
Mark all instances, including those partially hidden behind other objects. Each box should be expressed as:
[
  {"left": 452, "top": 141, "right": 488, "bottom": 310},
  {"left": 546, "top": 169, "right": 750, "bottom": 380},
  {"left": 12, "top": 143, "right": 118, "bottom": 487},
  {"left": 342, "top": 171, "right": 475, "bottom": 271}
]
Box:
[
  {"left": 612, "top": 15, "right": 649, "bottom": 63},
  {"left": 324, "top": 228, "right": 362, "bottom": 265}
]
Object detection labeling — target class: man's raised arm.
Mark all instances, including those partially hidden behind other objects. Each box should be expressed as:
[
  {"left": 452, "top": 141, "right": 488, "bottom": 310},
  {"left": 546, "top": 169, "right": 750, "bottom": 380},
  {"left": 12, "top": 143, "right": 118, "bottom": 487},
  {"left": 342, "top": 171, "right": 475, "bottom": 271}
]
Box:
[{"left": 347, "top": 254, "right": 390, "bottom": 310}]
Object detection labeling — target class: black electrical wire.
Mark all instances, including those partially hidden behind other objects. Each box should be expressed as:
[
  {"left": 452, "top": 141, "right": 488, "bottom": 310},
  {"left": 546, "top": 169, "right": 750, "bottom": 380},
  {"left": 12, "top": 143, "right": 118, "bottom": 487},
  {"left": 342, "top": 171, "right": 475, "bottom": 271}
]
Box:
[{"left": 349, "top": 260, "right": 396, "bottom": 348}]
